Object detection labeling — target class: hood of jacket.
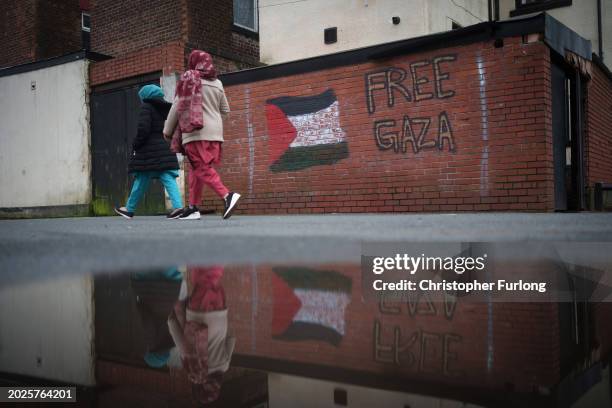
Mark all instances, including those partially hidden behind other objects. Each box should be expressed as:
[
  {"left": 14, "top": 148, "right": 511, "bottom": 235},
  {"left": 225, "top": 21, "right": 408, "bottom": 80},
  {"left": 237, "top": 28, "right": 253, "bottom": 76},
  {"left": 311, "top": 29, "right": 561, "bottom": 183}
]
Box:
[{"left": 143, "top": 97, "right": 172, "bottom": 115}]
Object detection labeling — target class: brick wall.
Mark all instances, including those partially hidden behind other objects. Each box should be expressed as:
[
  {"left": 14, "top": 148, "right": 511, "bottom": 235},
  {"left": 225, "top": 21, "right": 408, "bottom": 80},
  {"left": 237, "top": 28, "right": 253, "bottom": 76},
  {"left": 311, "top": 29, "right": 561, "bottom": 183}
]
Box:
[
  {"left": 36, "top": 0, "right": 82, "bottom": 60},
  {"left": 90, "top": 0, "right": 185, "bottom": 58},
  {"left": 0, "top": 0, "right": 81, "bottom": 69},
  {"left": 186, "top": 0, "right": 260, "bottom": 67},
  {"left": 199, "top": 37, "right": 554, "bottom": 213},
  {"left": 90, "top": 41, "right": 184, "bottom": 86},
  {"left": 585, "top": 61, "right": 612, "bottom": 188},
  {"left": 0, "top": 0, "right": 37, "bottom": 68},
  {"left": 89, "top": 0, "right": 259, "bottom": 85}
]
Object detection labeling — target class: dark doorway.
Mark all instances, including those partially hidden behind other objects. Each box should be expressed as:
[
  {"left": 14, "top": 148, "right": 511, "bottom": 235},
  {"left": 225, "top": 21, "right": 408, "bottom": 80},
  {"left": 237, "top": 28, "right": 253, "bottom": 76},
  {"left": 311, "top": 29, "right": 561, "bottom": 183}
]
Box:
[
  {"left": 551, "top": 56, "right": 585, "bottom": 211},
  {"left": 90, "top": 76, "right": 167, "bottom": 216}
]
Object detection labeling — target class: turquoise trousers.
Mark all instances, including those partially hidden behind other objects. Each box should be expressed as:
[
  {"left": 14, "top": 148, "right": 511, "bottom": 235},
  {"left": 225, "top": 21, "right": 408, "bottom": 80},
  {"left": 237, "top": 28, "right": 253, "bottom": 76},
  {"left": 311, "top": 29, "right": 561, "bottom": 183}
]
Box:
[{"left": 126, "top": 170, "right": 182, "bottom": 213}]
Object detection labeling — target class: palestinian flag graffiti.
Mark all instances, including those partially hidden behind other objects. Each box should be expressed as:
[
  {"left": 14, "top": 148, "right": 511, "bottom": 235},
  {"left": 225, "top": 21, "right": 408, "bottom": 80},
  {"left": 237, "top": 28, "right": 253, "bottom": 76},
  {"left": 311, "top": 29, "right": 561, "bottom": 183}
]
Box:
[
  {"left": 271, "top": 266, "right": 352, "bottom": 346},
  {"left": 266, "top": 89, "right": 349, "bottom": 172}
]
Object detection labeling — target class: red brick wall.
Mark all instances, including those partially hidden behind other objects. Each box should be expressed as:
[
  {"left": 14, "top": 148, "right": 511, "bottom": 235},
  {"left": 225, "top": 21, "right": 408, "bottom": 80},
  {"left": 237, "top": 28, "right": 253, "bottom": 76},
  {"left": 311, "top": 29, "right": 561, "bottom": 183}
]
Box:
[
  {"left": 90, "top": 41, "right": 184, "bottom": 86},
  {"left": 0, "top": 0, "right": 81, "bottom": 69},
  {"left": 186, "top": 0, "right": 259, "bottom": 67},
  {"left": 585, "top": 61, "right": 612, "bottom": 187},
  {"left": 90, "top": 0, "right": 185, "bottom": 58},
  {"left": 198, "top": 37, "right": 554, "bottom": 213},
  {"left": 89, "top": 0, "right": 259, "bottom": 86},
  {"left": 593, "top": 302, "right": 612, "bottom": 361},
  {"left": 223, "top": 264, "right": 561, "bottom": 393},
  {"left": 0, "top": 0, "right": 37, "bottom": 68},
  {"left": 36, "top": 0, "right": 82, "bottom": 60}
]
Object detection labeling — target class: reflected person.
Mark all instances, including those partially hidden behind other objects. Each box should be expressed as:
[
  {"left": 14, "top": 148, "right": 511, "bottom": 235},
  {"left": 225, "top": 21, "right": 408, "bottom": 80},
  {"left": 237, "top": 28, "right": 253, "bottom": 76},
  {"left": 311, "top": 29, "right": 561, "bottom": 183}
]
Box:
[{"left": 167, "top": 265, "right": 235, "bottom": 405}]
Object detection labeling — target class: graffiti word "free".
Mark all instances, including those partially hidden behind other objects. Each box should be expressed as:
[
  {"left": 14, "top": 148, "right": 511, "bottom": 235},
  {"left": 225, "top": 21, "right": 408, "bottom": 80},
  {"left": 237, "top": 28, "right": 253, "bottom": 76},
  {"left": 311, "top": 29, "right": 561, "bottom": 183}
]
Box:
[
  {"left": 365, "top": 55, "right": 458, "bottom": 154},
  {"left": 365, "top": 55, "right": 457, "bottom": 114}
]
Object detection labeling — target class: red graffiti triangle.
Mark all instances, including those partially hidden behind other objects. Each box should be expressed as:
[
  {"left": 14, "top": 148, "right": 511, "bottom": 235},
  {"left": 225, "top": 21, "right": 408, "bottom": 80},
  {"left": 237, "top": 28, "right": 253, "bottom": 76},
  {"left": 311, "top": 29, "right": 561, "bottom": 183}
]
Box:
[
  {"left": 266, "top": 104, "right": 297, "bottom": 165},
  {"left": 271, "top": 274, "right": 302, "bottom": 335}
]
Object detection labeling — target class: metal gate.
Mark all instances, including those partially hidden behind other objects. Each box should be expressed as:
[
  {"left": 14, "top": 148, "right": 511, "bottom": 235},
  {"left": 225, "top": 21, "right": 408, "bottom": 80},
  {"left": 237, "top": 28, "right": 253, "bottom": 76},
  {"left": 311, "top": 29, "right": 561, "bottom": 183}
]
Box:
[{"left": 90, "top": 76, "right": 166, "bottom": 216}]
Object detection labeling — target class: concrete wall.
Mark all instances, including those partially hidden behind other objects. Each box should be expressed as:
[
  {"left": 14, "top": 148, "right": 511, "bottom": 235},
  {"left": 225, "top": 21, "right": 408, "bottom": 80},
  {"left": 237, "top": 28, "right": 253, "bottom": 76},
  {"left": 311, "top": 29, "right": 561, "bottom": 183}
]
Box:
[
  {"left": 268, "top": 374, "right": 484, "bottom": 408},
  {"left": 259, "top": 0, "right": 489, "bottom": 64},
  {"left": 0, "top": 59, "right": 91, "bottom": 210},
  {"left": 499, "top": 0, "right": 611, "bottom": 68},
  {"left": 0, "top": 275, "right": 95, "bottom": 385}
]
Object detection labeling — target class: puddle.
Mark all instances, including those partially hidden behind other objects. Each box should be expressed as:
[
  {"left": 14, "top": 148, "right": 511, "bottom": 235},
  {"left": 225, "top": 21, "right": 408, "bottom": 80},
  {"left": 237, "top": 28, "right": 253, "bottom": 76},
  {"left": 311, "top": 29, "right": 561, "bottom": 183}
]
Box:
[{"left": 1, "top": 251, "right": 611, "bottom": 407}]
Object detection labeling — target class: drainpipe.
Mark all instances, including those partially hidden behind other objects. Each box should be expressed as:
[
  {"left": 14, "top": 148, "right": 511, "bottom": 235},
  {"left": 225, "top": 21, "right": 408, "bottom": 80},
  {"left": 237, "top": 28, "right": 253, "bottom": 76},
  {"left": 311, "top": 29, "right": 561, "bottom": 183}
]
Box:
[
  {"left": 597, "top": 0, "right": 604, "bottom": 61},
  {"left": 494, "top": 0, "right": 500, "bottom": 21},
  {"left": 488, "top": 0, "right": 493, "bottom": 22}
]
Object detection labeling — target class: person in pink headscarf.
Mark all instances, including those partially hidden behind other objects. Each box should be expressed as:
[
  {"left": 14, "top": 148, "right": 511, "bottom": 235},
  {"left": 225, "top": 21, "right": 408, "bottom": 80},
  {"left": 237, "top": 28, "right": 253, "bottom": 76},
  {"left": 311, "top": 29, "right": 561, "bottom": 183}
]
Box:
[
  {"left": 164, "top": 50, "right": 241, "bottom": 220},
  {"left": 167, "top": 265, "right": 234, "bottom": 405}
]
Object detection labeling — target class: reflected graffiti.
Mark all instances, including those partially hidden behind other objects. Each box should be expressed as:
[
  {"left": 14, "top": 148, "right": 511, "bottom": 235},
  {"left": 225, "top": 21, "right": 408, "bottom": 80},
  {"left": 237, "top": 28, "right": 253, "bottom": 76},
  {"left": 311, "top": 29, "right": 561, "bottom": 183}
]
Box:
[
  {"left": 271, "top": 266, "right": 352, "bottom": 346},
  {"left": 374, "top": 321, "right": 464, "bottom": 377},
  {"left": 379, "top": 290, "right": 458, "bottom": 320}
]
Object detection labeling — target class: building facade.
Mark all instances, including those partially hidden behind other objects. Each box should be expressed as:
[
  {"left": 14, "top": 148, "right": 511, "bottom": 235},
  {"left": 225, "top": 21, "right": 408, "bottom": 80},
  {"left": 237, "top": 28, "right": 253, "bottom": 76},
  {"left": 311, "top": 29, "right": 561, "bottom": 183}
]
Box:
[
  {"left": 88, "top": 0, "right": 261, "bottom": 215},
  {"left": 0, "top": 0, "right": 90, "bottom": 69},
  {"left": 195, "top": 13, "right": 611, "bottom": 214},
  {"left": 259, "top": 0, "right": 610, "bottom": 70},
  {"left": 259, "top": 0, "right": 490, "bottom": 64},
  {"left": 498, "top": 0, "right": 611, "bottom": 69},
  {"left": 0, "top": 53, "right": 93, "bottom": 218},
  {"left": 0, "top": 1, "right": 261, "bottom": 217}
]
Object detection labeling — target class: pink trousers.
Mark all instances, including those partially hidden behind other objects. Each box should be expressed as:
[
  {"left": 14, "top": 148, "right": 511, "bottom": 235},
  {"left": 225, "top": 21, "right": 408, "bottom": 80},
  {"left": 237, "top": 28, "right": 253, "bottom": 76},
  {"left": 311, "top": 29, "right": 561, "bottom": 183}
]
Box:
[{"left": 184, "top": 141, "right": 229, "bottom": 206}]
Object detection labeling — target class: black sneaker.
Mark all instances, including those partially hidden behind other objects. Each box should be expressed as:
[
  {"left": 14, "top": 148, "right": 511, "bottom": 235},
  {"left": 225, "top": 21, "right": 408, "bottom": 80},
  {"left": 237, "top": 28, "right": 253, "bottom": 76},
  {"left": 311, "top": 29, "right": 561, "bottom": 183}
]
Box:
[
  {"left": 167, "top": 208, "right": 184, "bottom": 219},
  {"left": 223, "top": 192, "right": 241, "bottom": 220},
  {"left": 114, "top": 206, "right": 134, "bottom": 219},
  {"left": 179, "top": 205, "right": 201, "bottom": 220}
]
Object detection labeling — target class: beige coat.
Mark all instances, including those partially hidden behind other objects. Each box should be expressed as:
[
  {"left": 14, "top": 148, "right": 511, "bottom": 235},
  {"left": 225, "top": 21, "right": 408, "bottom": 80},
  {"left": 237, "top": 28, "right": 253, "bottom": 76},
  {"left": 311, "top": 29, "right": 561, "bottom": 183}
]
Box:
[{"left": 164, "top": 78, "right": 230, "bottom": 144}]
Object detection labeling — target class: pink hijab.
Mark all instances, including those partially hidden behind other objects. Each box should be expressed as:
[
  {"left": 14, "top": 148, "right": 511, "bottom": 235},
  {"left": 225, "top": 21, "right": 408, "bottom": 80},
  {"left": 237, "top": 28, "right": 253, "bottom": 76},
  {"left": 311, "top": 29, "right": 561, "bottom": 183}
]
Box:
[{"left": 175, "top": 50, "right": 217, "bottom": 133}]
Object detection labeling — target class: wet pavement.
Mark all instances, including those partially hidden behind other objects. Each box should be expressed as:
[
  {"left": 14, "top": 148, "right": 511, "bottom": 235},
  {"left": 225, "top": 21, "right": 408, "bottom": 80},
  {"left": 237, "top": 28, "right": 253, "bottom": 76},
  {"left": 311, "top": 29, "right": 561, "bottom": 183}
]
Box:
[
  {"left": 1, "top": 214, "right": 612, "bottom": 407},
  {"left": 2, "top": 213, "right": 612, "bottom": 282}
]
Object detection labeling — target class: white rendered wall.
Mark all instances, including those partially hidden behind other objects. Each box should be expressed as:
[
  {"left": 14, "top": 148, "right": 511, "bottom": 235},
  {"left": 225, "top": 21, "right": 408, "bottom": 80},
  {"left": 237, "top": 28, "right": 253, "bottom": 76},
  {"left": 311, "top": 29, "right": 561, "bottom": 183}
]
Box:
[
  {"left": 268, "top": 373, "right": 484, "bottom": 408},
  {"left": 0, "top": 59, "right": 91, "bottom": 208},
  {"left": 259, "top": 0, "right": 489, "bottom": 64},
  {"left": 427, "top": 0, "right": 489, "bottom": 32},
  {"left": 0, "top": 276, "right": 95, "bottom": 385},
  {"left": 499, "top": 0, "right": 611, "bottom": 68}
]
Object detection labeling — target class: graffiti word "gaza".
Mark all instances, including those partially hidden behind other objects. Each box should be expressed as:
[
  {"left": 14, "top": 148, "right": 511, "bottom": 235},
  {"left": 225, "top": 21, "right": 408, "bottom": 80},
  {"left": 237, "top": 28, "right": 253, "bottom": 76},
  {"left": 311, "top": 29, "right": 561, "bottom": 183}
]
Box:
[
  {"left": 365, "top": 55, "right": 457, "bottom": 114},
  {"left": 374, "top": 111, "right": 455, "bottom": 154}
]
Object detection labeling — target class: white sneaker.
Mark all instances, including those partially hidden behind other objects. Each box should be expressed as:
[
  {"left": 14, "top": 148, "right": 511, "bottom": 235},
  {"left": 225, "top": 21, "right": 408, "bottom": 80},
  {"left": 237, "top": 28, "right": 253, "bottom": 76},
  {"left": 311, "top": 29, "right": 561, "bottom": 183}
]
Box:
[
  {"left": 223, "top": 192, "right": 241, "bottom": 219},
  {"left": 179, "top": 206, "right": 201, "bottom": 220}
]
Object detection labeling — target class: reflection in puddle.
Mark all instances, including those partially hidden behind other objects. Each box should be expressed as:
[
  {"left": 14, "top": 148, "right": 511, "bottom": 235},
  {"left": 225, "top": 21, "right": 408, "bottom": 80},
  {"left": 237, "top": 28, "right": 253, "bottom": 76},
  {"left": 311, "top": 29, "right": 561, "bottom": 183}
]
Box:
[{"left": 1, "top": 262, "right": 611, "bottom": 407}]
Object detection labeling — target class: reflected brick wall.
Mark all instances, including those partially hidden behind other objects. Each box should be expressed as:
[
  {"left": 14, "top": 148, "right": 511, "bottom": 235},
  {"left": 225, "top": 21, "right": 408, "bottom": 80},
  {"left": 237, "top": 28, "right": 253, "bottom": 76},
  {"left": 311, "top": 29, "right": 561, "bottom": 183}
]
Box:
[{"left": 222, "top": 264, "right": 563, "bottom": 393}]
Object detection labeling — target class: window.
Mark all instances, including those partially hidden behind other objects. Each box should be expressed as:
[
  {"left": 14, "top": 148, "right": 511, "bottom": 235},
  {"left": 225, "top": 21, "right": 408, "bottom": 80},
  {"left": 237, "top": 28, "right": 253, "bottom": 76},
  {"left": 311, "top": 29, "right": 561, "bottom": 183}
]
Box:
[
  {"left": 510, "top": 0, "right": 572, "bottom": 17},
  {"left": 81, "top": 13, "right": 90, "bottom": 32},
  {"left": 233, "top": 0, "right": 258, "bottom": 32},
  {"left": 81, "top": 12, "right": 90, "bottom": 50}
]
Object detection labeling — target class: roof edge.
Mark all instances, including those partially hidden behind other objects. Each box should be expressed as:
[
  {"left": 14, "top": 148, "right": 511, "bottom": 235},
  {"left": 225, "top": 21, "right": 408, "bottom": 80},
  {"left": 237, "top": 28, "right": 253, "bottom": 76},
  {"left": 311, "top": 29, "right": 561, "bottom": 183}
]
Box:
[
  {"left": 0, "top": 50, "right": 112, "bottom": 79},
  {"left": 219, "top": 14, "right": 550, "bottom": 86}
]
